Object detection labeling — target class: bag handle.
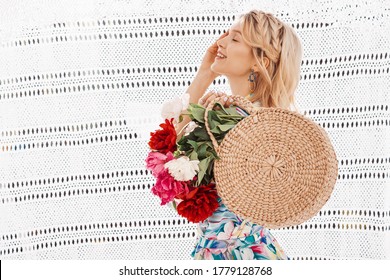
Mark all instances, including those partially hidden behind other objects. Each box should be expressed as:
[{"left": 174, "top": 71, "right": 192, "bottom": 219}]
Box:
[{"left": 204, "top": 95, "right": 257, "bottom": 153}]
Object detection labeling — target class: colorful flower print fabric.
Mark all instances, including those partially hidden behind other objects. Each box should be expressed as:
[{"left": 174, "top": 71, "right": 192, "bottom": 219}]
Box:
[{"left": 191, "top": 196, "right": 290, "bottom": 260}]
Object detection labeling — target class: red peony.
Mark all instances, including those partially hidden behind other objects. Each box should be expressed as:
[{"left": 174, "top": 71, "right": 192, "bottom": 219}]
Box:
[
  {"left": 148, "top": 118, "right": 177, "bottom": 154},
  {"left": 176, "top": 183, "right": 219, "bottom": 223}
]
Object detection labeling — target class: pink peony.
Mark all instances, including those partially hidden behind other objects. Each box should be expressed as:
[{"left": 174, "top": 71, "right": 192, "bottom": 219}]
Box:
[
  {"left": 151, "top": 168, "right": 191, "bottom": 205},
  {"left": 145, "top": 151, "right": 175, "bottom": 177}
]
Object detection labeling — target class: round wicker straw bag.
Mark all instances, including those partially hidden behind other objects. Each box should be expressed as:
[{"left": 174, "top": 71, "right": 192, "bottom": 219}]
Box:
[{"left": 204, "top": 95, "right": 338, "bottom": 229}]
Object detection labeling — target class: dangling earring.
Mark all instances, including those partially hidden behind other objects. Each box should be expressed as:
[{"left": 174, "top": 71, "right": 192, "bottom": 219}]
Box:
[{"left": 247, "top": 69, "right": 256, "bottom": 97}]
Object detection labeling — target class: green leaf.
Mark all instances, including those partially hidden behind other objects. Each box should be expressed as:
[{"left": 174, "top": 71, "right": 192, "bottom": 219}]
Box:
[
  {"left": 217, "top": 124, "right": 236, "bottom": 132},
  {"left": 189, "top": 150, "right": 198, "bottom": 161},
  {"left": 187, "top": 139, "right": 198, "bottom": 150},
  {"left": 176, "top": 134, "right": 187, "bottom": 144},
  {"left": 197, "top": 143, "right": 208, "bottom": 158},
  {"left": 190, "top": 107, "right": 206, "bottom": 123},
  {"left": 207, "top": 110, "right": 217, "bottom": 131},
  {"left": 213, "top": 102, "right": 230, "bottom": 115},
  {"left": 211, "top": 113, "right": 223, "bottom": 122},
  {"left": 207, "top": 111, "right": 219, "bottom": 129},
  {"left": 172, "top": 150, "right": 181, "bottom": 158},
  {"left": 196, "top": 157, "right": 211, "bottom": 186},
  {"left": 210, "top": 126, "right": 222, "bottom": 134},
  {"left": 189, "top": 103, "right": 205, "bottom": 109},
  {"left": 218, "top": 114, "right": 244, "bottom": 120},
  {"left": 193, "top": 127, "right": 210, "bottom": 141}
]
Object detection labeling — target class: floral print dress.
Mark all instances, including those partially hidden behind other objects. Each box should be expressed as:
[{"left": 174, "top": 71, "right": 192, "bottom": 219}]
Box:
[{"left": 190, "top": 196, "right": 290, "bottom": 260}]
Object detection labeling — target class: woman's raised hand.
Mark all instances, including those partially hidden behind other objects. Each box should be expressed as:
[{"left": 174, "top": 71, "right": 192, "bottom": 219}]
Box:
[{"left": 198, "top": 31, "right": 229, "bottom": 80}]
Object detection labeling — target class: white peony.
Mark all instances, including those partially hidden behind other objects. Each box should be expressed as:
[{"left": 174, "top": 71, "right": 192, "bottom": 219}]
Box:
[
  {"left": 184, "top": 121, "right": 199, "bottom": 135},
  {"left": 161, "top": 92, "right": 190, "bottom": 124},
  {"left": 164, "top": 156, "right": 200, "bottom": 181}
]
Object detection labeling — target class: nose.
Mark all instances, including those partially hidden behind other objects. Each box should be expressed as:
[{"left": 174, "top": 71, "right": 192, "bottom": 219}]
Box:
[
  {"left": 216, "top": 30, "right": 230, "bottom": 50},
  {"left": 217, "top": 37, "right": 225, "bottom": 48},
  {"left": 217, "top": 31, "right": 229, "bottom": 47}
]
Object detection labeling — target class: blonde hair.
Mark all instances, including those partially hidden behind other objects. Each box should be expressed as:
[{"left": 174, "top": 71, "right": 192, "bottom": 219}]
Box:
[{"left": 238, "top": 10, "right": 303, "bottom": 112}]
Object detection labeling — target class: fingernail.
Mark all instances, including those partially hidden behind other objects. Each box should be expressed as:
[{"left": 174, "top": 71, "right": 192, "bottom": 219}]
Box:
[
  {"left": 223, "top": 97, "right": 228, "bottom": 101},
  {"left": 229, "top": 97, "right": 233, "bottom": 102}
]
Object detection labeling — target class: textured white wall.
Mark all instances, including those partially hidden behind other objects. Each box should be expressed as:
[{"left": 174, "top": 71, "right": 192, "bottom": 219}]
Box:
[{"left": 0, "top": 0, "right": 389, "bottom": 259}]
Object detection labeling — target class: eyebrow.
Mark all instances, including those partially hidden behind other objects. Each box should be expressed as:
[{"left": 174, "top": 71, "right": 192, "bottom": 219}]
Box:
[{"left": 230, "top": 29, "right": 242, "bottom": 35}]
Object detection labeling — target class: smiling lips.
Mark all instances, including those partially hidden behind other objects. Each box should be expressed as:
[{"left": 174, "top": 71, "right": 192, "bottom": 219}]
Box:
[{"left": 217, "top": 51, "right": 227, "bottom": 58}]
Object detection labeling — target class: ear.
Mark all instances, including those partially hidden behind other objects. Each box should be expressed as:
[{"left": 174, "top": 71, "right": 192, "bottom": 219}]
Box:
[
  {"left": 252, "top": 59, "right": 269, "bottom": 72},
  {"left": 262, "top": 57, "right": 270, "bottom": 68}
]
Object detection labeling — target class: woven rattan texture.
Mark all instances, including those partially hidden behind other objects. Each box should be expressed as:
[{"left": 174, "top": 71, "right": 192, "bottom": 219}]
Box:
[
  {"left": 204, "top": 95, "right": 338, "bottom": 229},
  {"left": 0, "top": 0, "right": 389, "bottom": 260}
]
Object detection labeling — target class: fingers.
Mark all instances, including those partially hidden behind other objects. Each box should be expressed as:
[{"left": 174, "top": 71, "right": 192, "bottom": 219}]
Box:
[
  {"left": 199, "top": 91, "right": 222, "bottom": 106},
  {"left": 199, "top": 90, "right": 219, "bottom": 103},
  {"left": 221, "top": 95, "right": 234, "bottom": 108},
  {"left": 199, "top": 91, "right": 234, "bottom": 109}
]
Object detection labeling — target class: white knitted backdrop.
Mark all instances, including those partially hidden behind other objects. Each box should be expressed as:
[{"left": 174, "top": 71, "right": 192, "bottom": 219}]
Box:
[{"left": 0, "top": 0, "right": 389, "bottom": 260}]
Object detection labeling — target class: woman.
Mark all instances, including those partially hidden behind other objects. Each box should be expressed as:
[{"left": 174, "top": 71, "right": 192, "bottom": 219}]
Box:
[{"left": 176, "top": 10, "right": 302, "bottom": 260}]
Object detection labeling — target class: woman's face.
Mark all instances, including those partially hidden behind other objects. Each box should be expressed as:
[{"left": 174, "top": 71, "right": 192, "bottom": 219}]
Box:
[{"left": 211, "top": 20, "right": 255, "bottom": 78}]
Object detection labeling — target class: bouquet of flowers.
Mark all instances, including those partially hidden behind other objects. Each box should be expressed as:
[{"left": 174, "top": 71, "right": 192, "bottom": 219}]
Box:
[{"left": 145, "top": 92, "right": 249, "bottom": 223}]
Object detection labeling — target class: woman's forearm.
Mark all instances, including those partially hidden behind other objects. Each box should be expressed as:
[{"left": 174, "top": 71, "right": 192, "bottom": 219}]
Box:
[{"left": 175, "top": 72, "right": 215, "bottom": 139}]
